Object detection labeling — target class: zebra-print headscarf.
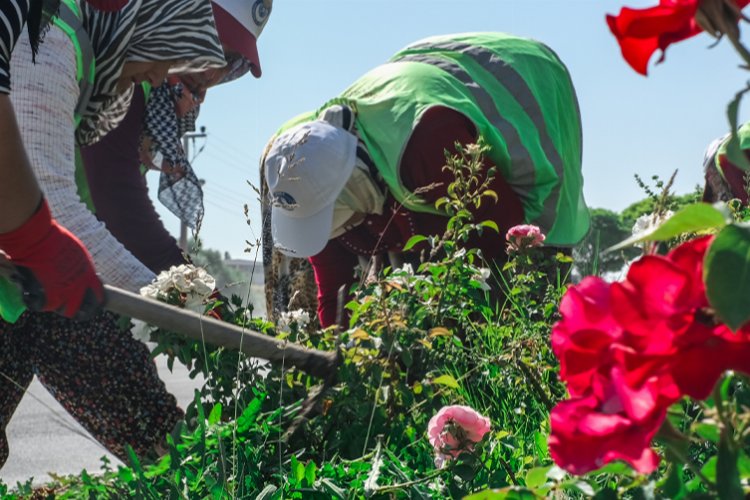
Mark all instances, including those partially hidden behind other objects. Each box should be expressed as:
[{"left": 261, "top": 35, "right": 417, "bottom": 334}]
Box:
[{"left": 76, "top": 0, "right": 226, "bottom": 146}]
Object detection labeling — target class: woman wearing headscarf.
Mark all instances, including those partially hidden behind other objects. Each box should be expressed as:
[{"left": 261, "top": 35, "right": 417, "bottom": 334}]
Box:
[
  {"left": 0, "top": 0, "right": 226, "bottom": 467},
  {"left": 80, "top": 0, "right": 273, "bottom": 274},
  {"left": 0, "top": 0, "right": 126, "bottom": 321}
]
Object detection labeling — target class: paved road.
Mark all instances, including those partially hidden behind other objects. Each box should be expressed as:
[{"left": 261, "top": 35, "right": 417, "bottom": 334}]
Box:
[{"left": 0, "top": 353, "right": 204, "bottom": 487}]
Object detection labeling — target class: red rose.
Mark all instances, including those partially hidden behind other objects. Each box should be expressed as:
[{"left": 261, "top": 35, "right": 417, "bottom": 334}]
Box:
[
  {"left": 610, "top": 238, "right": 712, "bottom": 351},
  {"left": 607, "top": 0, "right": 750, "bottom": 75},
  {"left": 552, "top": 277, "right": 623, "bottom": 397},
  {"left": 669, "top": 322, "right": 750, "bottom": 399},
  {"left": 549, "top": 390, "right": 664, "bottom": 474},
  {"left": 549, "top": 236, "right": 750, "bottom": 474}
]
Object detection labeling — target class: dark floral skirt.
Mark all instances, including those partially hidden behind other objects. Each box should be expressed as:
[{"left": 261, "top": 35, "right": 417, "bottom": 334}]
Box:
[{"left": 0, "top": 310, "right": 183, "bottom": 466}]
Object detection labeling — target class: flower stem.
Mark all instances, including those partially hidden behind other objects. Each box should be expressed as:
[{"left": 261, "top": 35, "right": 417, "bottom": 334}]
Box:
[
  {"left": 372, "top": 469, "right": 446, "bottom": 494},
  {"left": 497, "top": 454, "right": 519, "bottom": 486},
  {"left": 516, "top": 359, "right": 555, "bottom": 412},
  {"left": 664, "top": 440, "right": 715, "bottom": 491},
  {"left": 727, "top": 29, "right": 750, "bottom": 68}
]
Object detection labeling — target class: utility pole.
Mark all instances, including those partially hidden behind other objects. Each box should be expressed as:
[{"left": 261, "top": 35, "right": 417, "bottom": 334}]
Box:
[{"left": 179, "top": 129, "right": 207, "bottom": 251}]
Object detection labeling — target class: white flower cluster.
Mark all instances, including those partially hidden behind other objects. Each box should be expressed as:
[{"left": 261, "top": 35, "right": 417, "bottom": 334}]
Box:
[
  {"left": 471, "top": 267, "right": 492, "bottom": 292},
  {"left": 632, "top": 210, "right": 674, "bottom": 237},
  {"left": 132, "top": 264, "right": 217, "bottom": 343},
  {"left": 140, "top": 264, "right": 216, "bottom": 312},
  {"left": 277, "top": 309, "right": 311, "bottom": 333}
]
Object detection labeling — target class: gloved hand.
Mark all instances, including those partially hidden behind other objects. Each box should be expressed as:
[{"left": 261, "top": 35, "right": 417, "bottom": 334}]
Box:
[{"left": 0, "top": 199, "right": 104, "bottom": 320}]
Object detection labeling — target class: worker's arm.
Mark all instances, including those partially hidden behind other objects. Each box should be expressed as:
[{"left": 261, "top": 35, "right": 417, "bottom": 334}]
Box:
[
  {"left": 0, "top": 0, "right": 38, "bottom": 231},
  {"left": 80, "top": 85, "right": 187, "bottom": 274},
  {"left": 308, "top": 239, "right": 359, "bottom": 328},
  {"left": 0, "top": 3, "right": 103, "bottom": 319},
  {"left": 0, "top": 96, "right": 40, "bottom": 232},
  {"left": 10, "top": 25, "right": 155, "bottom": 292}
]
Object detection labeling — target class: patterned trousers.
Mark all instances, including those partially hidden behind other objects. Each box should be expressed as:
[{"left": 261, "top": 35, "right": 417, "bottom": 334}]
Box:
[{"left": 0, "top": 310, "right": 183, "bottom": 466}]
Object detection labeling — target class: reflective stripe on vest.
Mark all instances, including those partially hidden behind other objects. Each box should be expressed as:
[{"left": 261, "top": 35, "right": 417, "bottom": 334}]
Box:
[
  {"left": 389, "top": 36, "right": 585, "bottom": 244},
  {"left": 52, "top": 0, "right": 95, "bottom": 125}
]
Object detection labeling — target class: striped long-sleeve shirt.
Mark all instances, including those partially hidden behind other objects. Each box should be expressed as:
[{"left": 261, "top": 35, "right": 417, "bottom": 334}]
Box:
[{"left": 0, "top": 0, "right": 31, "bottom": 94}]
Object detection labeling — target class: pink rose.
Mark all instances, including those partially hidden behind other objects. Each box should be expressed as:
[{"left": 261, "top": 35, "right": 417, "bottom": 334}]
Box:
[
  {"left": 428, "top": 405, "right": 491, "bottom": 467},
  {"left": 506, "top": 224, "right": 545, "bottom": 252}
]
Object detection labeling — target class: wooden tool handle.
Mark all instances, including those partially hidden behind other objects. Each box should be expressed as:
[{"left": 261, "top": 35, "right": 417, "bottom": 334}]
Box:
[{"left": 104, "top": 285, "right": 337, "bottom": 379}]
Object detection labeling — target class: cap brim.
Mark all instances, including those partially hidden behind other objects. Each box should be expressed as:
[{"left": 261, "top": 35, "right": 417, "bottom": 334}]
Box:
[
  {"left": 272, "top": 203, "right": 335, "bottom": 258},
  {"left": 212, "top": 3, "right": 262, "bottom": 78}
]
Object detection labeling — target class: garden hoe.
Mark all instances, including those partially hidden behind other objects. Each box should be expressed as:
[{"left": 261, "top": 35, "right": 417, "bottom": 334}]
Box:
[{"left": 0, "top": 255, "right": 338, "bottom": 379}]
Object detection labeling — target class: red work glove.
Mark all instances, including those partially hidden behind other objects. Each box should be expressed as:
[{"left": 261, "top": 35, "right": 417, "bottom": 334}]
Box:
[
  {"left": 0, "top": 199, "right": 104, "bottom": 320},
  {"left": 83, "top": 0, "right": 128, "bottom": 11}
]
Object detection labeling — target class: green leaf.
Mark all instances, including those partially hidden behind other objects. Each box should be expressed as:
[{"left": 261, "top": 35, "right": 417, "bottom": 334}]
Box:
[
  {"left": 432, "top": 374, "right": 460, "bottom": 389},
  {"left": 725, "top": 85, "right": 750, "bottom": 171},
  {"left": 717, "top": 430, "right": 743, "bottom": 500},
  {"left": 693, "top": 422, "right": 720, "bottom": 444},
  {"left": 560, "top": 480, "right": 595, "bottom": 496},
  {"left": 255, "top": 485, "right": 278, "bottom": 500},
  {"left": 593, "top": 488, "right": 618, "bottom": 500},
  {"left": 291, "top": 456, "right": 305, "bottom": 485},
  {"left": 479, "top": 220, "right": 500, "bottom": 233},
  {"left": 606, "top": 203, "right": 727, "bottom": 253},
  {"left": 304, "top": 460, "right": 317, "bottom": 487},
  {"left": 546, "top": 465, "right": 567, "bottom": 482},
  {"left": 320, "top": 478, "right": 346, "bottom": 498},
  {"left": 207, "top": 403, "right": 222, "bottom": 425},
  {"left": 364, "top": 441, "right": 383, "bottom": 494},
  {"left": 738, "top": 451, "right": 750, "bottom": 478},
  {"left": 705, "top": 224, "right": 750, "bottom": 330},
  {"left": 525, "top": 466, "right": 551, "bottom": 488},
  {"left": 403, "top": 235, "right": 428, "bottom": 252},
  {"left": 454, "top": 462, "right": 478, "bottom": 481},
  {"left": 585, "top": 461, "right": 633, "bottom": 476},
  {"left": 659, "top": 465, "right": 686, "bottom": 500},
  {"left": 464, "top": 487, "right": 537, "bottom": 499},
  {"left": 701, "top": 456, "right": 718, "bottom": 483}
]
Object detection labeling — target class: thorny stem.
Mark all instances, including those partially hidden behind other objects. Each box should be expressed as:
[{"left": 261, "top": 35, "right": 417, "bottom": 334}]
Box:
[
  {"left": 497, "top": 454, "right": 519, "bottom": 486},
  {"left": 516, "top": 359, "right": 555, "bottom": 412},
  {"left": 665, "top": 439, "right": 716, "bottom": 491},
  {"left": 362, "top": 291, "right": 398, "bottom": 455},
  {"left": 726, "top": 26, "right": 750, "bottom": 67},
  {"left": 372, "top": 468, "right": 447, "bottom": 494},
  {"left": 712, "top": 376, "right": 730, "bottom": 429}
]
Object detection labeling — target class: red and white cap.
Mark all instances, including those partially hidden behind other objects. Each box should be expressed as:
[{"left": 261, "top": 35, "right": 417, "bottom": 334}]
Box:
[{"left": 211, "top": 0, "right": 273, "bottom": 78}]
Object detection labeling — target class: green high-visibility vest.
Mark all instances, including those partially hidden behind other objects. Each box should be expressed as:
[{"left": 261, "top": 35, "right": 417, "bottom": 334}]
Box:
[
  {"left": 1, "top": 0, "right": 95, "bottom": 323},
  {"left": 273, "top": 33, "right": 589, "bottom": 246}
]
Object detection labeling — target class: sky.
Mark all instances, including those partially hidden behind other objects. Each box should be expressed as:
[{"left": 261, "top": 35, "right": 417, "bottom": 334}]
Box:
[{"left": 147, "top": 0, "right": 750, "bottom": 259}]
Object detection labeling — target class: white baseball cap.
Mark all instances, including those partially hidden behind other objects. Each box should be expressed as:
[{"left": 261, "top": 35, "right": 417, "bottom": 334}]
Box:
[
  {"left": 211, "top": 0, "right": 273, "bottom": 78},
  {"left": 265, "top": 121, "right": 358, "bottom": 257}
]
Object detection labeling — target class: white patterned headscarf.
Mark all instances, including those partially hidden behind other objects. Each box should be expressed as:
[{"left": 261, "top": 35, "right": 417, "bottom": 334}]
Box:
[{"left": 76, "top": 0, "right": 226, "bottom": 145}]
